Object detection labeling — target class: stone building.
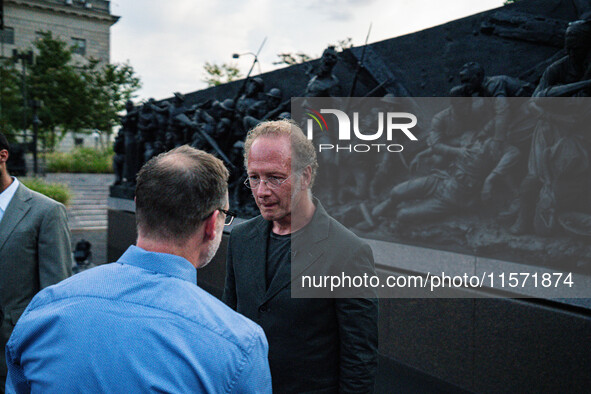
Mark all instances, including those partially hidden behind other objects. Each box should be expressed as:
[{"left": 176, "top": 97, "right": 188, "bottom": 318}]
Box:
[
  {"left": 0, "top": 0, "right": 118, "bottom": 63},
  {"left": 0, "top": 0, "right": 119, "bottom": 152}
]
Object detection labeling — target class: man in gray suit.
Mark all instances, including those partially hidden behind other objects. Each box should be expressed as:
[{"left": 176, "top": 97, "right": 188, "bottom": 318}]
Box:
[
  {"left": 0, "top": 133, "right": 72, "bottom": 391},
  {"left": 223, "top": 120, "right": 378, "bottom": 393}
]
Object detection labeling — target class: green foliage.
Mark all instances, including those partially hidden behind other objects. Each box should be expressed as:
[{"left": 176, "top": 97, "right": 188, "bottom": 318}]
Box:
[
  {"left": 0, "top": 32, "right": 141, "bottom": 149},
  {"left": 0, "top": 59, "right": 22, "bottom": 139},
  {"left": 81, "top": 60, "right": 141, "bottom": 132},
  {"left": 202, "top": 62, "right": 242, "bottom": 86},
  {"left": 334, "top": 37, "right": 354, "bottom": 51},
  {"left": 29, "top": 32, "right": 89, "bottom": 146},
  {"left": 273, "top": 37, "right": 353, "bottom": 66},
  {"left": 202, "top": 62, "right": 243, "bottom": 86},
  {"left": 45, "top": 147, "right": 113, "bottom": 173},
  {"left": 21, "top": 177, "right": 71, "bottom": 205},
  {"left": 273, "top": 52, "right": 312, "bottom": 66}
]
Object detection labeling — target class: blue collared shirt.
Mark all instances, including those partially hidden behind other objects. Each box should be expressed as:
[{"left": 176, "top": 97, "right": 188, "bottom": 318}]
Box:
[{"left": 5, "top": 246, "right": 272, "bottom": 393}]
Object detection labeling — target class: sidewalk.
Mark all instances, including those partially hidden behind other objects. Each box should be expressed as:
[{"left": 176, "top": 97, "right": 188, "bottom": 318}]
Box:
[{"left": 44, "top": 173, "right": 113, "bottom": 265}]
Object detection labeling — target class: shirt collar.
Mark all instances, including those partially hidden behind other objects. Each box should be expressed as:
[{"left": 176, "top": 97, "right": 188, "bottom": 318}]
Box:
[
  {"left": 0, "top": 177, "right": 19, "bottom": 212},
  {"left": 117, "top": 245, "right": 197, "bottom": 284}
]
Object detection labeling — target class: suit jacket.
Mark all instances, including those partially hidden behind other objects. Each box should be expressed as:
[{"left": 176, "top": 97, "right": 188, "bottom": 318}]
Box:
[
  {"left": 0, "top": 183, "right": 72, "bottom": 382},
  {"left": 223, "top": 201, "right": 378, "bottom": 394}
]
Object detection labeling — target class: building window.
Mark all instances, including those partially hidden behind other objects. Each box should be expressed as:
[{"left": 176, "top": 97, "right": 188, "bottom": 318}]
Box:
[
  {"left": 71, "top": 37, "right": 86, "bottom": 55},
  {"left": 0, "top": 27, "right": 15, "bottom": 45}
]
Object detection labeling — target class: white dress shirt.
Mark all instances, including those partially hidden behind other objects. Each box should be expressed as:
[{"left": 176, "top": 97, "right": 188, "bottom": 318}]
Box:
[{"left": 0, "top": 177, "right": 20, "bottom": 224}]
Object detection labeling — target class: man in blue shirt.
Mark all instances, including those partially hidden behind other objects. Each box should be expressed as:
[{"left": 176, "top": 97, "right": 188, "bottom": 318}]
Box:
[{"left": 5, "top": 146, "right": 272, "bottom": 393}]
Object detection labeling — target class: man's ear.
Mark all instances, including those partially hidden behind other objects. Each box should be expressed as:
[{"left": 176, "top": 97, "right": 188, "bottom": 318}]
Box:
[
  {"left": 202, "top": 210, "right": 220, "bottom": 242},
  {"left": 0, "top": 149, "right": 9, "bottom": 164},
  {"left": 300, "top": 166, "right": 312, "bottom": 190}
]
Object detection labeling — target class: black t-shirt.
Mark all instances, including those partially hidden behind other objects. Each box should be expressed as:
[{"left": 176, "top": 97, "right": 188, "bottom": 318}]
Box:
[
  {"left": 265, "top": 229, "right": 303, "bottom": 289},
  {"left": 266, "top": 232, "right": 290, "bottom": 289}
]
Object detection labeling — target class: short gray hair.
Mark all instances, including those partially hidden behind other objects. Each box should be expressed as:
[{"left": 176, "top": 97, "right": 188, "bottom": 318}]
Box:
[{"left": 243, "top": 119, "right": 318, "bottom": 187}]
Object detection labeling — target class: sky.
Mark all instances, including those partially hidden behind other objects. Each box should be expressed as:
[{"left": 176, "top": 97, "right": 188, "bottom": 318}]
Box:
[{"left": 110, "top": 0, "right": 505, "bottom": 101}]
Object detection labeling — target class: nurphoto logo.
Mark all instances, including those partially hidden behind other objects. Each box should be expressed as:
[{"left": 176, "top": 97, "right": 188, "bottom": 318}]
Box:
[{"left": 304, "top": 107, "right": 418, "bottom": 153}]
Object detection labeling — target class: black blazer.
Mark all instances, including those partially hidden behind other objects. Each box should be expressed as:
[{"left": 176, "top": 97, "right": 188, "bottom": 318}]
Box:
[{"left": 223, "top": 201, "right": 378, "bottom": 394}]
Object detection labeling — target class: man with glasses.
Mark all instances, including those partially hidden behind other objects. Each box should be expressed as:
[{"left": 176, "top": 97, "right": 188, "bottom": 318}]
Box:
[
  {"left": 6, "top": 146, "right": 271, "bottom": 393},
  {"left": 223, "top": 120, "right": 378, "bottom": 393}
]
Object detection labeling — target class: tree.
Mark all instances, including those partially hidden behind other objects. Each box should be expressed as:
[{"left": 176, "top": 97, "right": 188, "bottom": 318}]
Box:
[
  {"left": 0, "top": 31, "right": 141, "bottom": 149},
  {"left": 334, "top": 37, "right": 354, "bottom": 51},
  {"left": 28, "top": 32, "right": 91, "bottom": 148},
  {"left": 81, "top": 60, "right": 141, "bottom": 133},
  {"left": 273, "top": 37, "right": 353, "bottom": 66},
  {"left": 0, "top": 59, "right": 23, "bottom": 140},
  {"left": 202, "top": 62, "right": 243, "bottom": 87},
  {"left": 273, "top": 52, "right": 312, "bottom": 66}
]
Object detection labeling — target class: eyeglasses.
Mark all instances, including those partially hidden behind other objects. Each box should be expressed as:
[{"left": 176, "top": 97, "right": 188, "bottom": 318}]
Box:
[
  {"left": 244, "top": 175, "right": 291, "bottom": 190},
  {"left": 202, "top": 208, "right": 236, "bottom": 226},
  {"left": 219, "top": 208, "right": 236, "bottom": 226}
]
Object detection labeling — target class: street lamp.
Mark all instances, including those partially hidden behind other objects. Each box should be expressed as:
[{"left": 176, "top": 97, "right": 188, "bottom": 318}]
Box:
[
  {"left": 31, "top": 99, "right": 42, "bottom": 175},
  {"left": 232, "top": 51, "right": 262, "bottom": 75},
  {"left": 12, "top": 49, "right": 33, "bottom": 141},
  {"left": 231, "top": 37, "right": 267, "bottom": 101}
]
